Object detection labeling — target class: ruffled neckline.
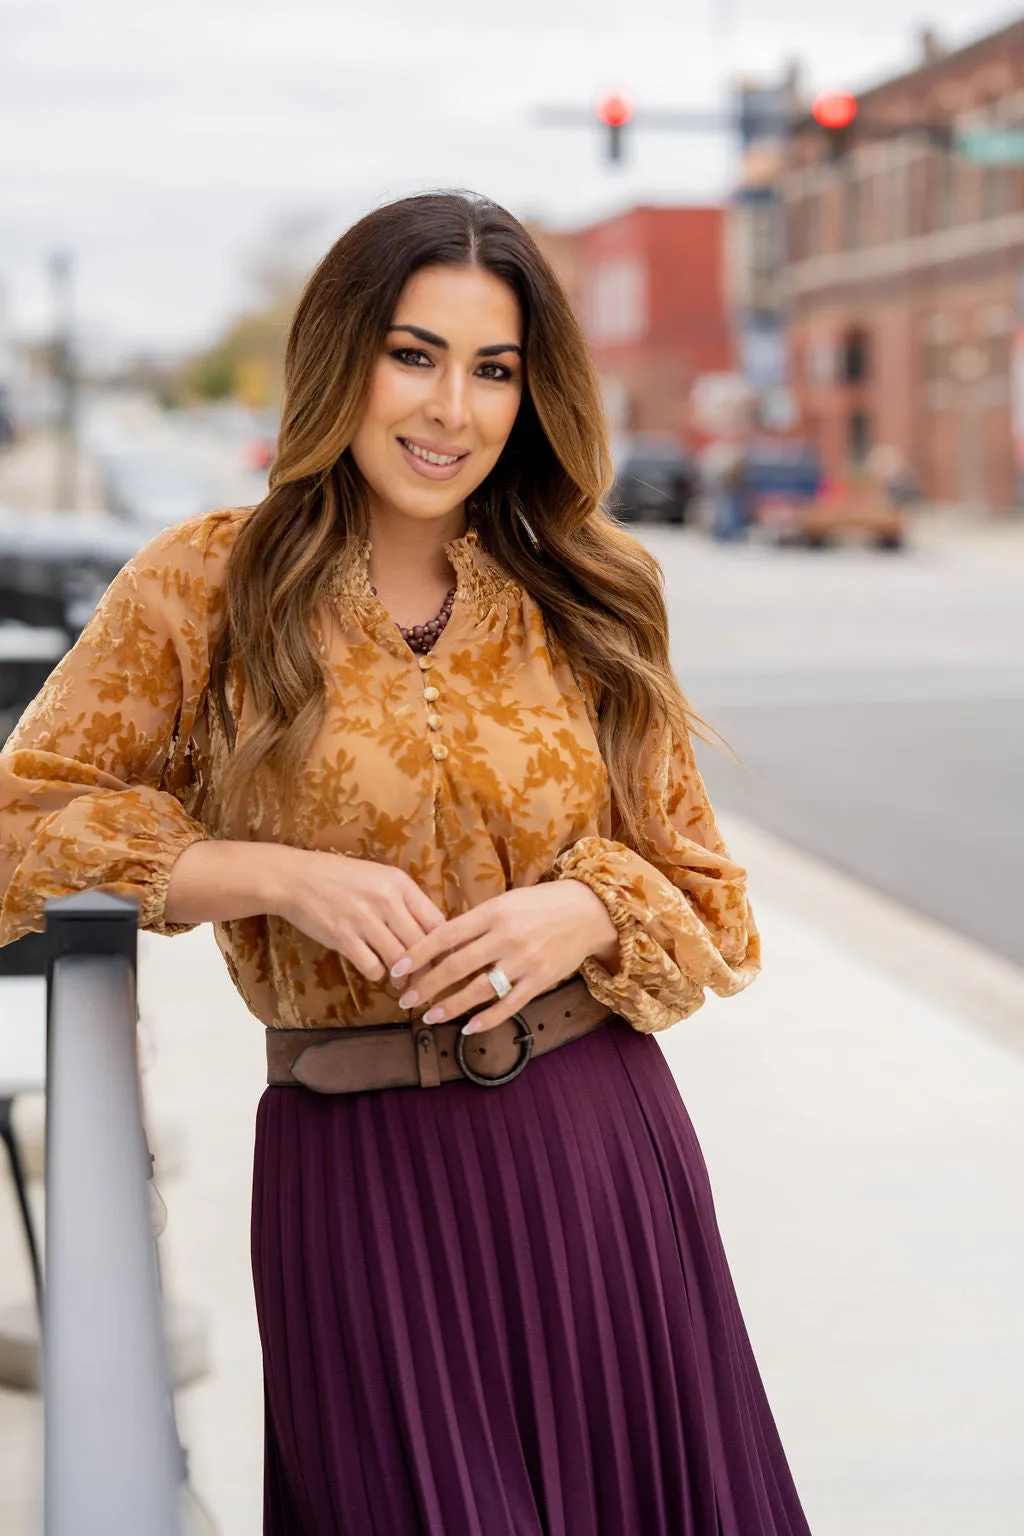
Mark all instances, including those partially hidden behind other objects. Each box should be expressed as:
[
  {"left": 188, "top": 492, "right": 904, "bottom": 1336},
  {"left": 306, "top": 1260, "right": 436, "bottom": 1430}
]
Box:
[
  {"left": 321, "top": 524, "right": 522, "bottom": 661},
  {"left": 325, "top": 525, "right": 516, "bottom": 610}
]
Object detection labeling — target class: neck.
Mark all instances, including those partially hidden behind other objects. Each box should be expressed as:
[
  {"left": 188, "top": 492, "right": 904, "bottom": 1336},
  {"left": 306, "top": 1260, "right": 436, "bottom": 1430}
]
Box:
[{"left": 366, "top": 504, "right": 468, "bottom": 590}]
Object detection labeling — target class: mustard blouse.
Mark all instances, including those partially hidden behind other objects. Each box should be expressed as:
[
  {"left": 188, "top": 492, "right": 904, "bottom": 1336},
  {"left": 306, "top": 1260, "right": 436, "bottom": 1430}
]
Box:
[{"left": 0, "top": 508, "right": 760, "bottom": 1034}]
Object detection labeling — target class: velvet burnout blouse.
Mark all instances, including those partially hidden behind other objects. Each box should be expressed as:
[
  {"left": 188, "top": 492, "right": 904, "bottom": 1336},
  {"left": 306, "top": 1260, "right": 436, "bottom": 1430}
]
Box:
[{"left": 0, "top": 508, "right": 760, "bottom": 1034}]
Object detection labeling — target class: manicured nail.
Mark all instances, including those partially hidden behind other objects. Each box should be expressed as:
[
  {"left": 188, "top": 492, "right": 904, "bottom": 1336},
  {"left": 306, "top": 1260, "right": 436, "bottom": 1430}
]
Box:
[
  {"left": 391, "top": 958, "right": 412, "bottom": 978},
  {"left": 398, "top": 990, "right": 419, "bottom": 1009},
  {"left": 422, "top": 1007, "right": 445, "bottom": 1024},
  {"left": 461, "top": 1018, "right": 483, "bottom": 1035}
]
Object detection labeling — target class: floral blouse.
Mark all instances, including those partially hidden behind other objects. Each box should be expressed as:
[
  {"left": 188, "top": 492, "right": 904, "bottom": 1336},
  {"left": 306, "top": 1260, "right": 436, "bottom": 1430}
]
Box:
[{"left": 0, "top": 508, "right": 760, "bottom": 1034}]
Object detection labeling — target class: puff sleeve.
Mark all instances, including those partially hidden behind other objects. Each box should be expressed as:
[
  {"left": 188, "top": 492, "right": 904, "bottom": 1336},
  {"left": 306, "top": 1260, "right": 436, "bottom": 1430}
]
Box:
[
  {"left": 552, "top": 719, "right": 760, "bottom": 1033},
  {"left": 0, "top": 515, "right": 220, "bottom": 945}
]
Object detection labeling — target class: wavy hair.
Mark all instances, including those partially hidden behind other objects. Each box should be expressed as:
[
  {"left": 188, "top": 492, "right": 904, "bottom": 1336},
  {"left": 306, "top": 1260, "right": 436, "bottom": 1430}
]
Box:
[{"left": 209, "top": 189, "right": 701, "bottom": 851}]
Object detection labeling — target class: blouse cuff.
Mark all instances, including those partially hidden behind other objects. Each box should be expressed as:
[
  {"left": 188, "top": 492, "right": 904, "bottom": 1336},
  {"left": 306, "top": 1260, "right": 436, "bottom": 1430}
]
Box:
[{"left": 140, "top": 821, "right": 213, "bottom": 936}]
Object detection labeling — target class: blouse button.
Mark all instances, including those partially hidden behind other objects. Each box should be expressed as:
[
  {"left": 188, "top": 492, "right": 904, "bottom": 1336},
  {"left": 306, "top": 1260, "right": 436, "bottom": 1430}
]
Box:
[
  {"left": 418, "top": 656, "right": 433, "bottom": 671},
  {"left": 431, "top": 743, "right": 449, "bottom": 762},
  {"left": 426, "top": 714, "right": 443, "bottom": 731},
  {"left": 422, "top": 686, "right": 440, "bottom": 702}
]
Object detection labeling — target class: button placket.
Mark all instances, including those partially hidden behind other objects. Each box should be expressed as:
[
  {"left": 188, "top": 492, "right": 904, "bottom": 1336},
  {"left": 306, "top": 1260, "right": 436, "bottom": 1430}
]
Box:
[{"left": 418, "top": 657, "right": 447, "bottom": 758}]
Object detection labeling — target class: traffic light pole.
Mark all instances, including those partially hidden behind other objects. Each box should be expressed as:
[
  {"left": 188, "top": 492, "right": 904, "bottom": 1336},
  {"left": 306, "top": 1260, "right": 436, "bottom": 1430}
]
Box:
[
  {"left": 50, "top": 250, "right": 77, "bottom": 513},
  {"left": 535, "top": 100, "right": 958, "bottom": 166}
]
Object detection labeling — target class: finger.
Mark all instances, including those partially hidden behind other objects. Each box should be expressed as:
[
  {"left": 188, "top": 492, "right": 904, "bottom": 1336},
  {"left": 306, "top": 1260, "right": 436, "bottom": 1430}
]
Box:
[
  {"left": 396, "top": 934, "right": 502, "bottom": 1010},
  {"left": 460, "top": 976, "right": 537, "bottom": 1035},
  {"left": 402, "top": 884, "right": 448, "bottom": 935},
  {"left": 361, "top": 917, "right": 408, "bottom": 973},
  {"left": 340, "top": 934, "right": 391, "bottom": 982},
  {"left": 390, "top": 904, "right": 492, "bottom": 981},
  {"left": 417, "top": 968, "right": 512, "bottom": 1025},
  {"left": 384, "top": 900, "right": 439, "bottom": 956}
]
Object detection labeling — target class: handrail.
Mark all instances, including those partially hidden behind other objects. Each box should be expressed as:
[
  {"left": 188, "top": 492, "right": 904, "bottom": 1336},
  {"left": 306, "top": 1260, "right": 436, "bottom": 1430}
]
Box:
[{"left": 43, "top": 891, "right": 180, "bottom": 1536}]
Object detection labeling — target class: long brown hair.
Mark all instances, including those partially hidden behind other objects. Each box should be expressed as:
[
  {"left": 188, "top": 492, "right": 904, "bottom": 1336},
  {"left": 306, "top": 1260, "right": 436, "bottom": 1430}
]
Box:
[{"left": 210, "top": 189, "right": 700, "bottom": 851}]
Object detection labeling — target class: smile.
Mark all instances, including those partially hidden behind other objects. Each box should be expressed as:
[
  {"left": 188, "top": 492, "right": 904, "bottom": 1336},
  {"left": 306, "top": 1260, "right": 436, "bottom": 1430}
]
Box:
[{"left": 398, "top": 437, "right": 470, "bottom": 480}]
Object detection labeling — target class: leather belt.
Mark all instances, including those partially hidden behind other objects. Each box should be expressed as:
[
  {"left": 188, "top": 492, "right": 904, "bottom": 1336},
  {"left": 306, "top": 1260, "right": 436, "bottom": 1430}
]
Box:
[{"left": 266, "top": 975, "right": 613, "bottom": 1093}]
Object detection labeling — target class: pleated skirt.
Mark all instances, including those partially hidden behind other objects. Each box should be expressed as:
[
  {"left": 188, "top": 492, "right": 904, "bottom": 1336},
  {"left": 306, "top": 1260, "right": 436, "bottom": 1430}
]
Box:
[{"left": 251, "top": 1014, "right": 812, "bottom": 1536}]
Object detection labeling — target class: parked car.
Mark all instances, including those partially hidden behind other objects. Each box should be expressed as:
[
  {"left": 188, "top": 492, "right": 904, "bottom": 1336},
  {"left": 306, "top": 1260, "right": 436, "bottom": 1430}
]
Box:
[
  {"left": 99, "top": 449, "right": 209, "bottom": 534},
  {"left": 0, "top": 509, "right": 143, "bottom": 637},
  {"left": 744, "top": 439, "right": 822, "bottom": 542},
  {"left": 745, "top": 441, "right": 906, "bottom": 550},
  {"left": 609, "top": 434, "right": 697, "bottom": 525}
]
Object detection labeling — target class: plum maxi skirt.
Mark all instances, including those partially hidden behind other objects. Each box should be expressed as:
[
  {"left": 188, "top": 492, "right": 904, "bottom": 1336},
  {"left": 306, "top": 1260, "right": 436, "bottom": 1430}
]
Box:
[{"left": 251, "top": 1012, "right": 812, "bottom": 1535}]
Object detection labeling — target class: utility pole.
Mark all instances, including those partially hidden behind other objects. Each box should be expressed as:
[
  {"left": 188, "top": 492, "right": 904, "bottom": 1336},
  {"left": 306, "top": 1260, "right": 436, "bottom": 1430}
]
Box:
[{"left": 50, "top": 249, "right": 76, "bottom": 511}]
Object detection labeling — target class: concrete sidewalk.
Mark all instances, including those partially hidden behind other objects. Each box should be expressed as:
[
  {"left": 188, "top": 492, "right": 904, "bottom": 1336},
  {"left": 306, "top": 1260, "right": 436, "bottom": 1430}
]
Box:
[{"left": 1, "top": 814, "right": 1022, "bottom": 1534}]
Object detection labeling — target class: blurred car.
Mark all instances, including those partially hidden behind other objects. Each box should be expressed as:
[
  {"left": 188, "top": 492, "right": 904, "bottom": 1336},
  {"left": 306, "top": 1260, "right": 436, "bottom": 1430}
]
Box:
[
  {"left": 0, "top": 623, "right": 67, "bottom": 747},
  {"left": 0, "top": 509, "right": 147, "bottom": 750},
  {"left": 744, "top": 441, "right": 905, "bottom": 550},
  {"left": 609, "top": 434, "right": 697, "bottom": 525},
  {"left": 799, "top": 476, "right": 906, "bottom": 550},
  {"left": 744, "top": 439, "right": 822, "bottom": 542},
  {"left": 0, "top": 509, "right": 143, "bottom": 636},
  {"left": 99, "top": 449, "right": 210, "bottom": 533}
]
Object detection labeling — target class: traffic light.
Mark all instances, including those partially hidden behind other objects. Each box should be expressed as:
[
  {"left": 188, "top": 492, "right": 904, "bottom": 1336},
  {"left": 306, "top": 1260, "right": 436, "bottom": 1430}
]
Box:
[
  {"left": 596, "top": 91, "right": 634, "bottom": 163},
  {"left": 811, "top": 91, "right": 858, "bottom": 160}
]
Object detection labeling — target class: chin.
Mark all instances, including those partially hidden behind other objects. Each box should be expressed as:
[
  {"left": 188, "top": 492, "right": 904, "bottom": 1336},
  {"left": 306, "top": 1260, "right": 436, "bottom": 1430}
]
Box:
[{"left": 395, "top": 491, "right": 465, "bottom": 522}]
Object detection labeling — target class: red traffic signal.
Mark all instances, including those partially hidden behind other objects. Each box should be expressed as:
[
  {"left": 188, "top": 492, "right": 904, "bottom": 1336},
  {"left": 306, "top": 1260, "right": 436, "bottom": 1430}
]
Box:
[
  {"left": 812, "top": 92, "right": 857, "bottom": 132},
  {"left": 596, "top": 91, "right": 634, "bottom": 129}
]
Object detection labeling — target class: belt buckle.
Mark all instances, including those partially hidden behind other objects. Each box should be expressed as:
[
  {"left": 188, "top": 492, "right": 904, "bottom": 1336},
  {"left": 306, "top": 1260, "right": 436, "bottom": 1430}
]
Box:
[{"left": 455, "top": 1011, "right": 534, "bottom": 1086}]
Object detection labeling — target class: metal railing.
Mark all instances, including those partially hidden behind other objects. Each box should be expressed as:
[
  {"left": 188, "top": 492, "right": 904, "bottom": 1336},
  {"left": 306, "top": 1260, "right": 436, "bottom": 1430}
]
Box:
[{"left": 43, "top": 891, "right": 180, "bottom": 1536}]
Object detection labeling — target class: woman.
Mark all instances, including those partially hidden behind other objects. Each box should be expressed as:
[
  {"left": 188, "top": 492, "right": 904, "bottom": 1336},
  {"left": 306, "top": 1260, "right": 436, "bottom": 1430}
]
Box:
[{"left": 0, "top": 191, "right": 811, "bottom": 1535}]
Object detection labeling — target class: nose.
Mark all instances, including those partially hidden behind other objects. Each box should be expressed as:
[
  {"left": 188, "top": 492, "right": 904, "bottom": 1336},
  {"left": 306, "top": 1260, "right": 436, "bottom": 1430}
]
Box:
[{"left": 425, "top": 364, "right": 470, "bottom": 433}]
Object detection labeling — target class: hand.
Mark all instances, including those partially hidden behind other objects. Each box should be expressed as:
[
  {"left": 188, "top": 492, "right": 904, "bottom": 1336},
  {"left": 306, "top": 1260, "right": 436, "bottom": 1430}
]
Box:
[
  {"left": 274, "top": 848, "right": 447, "bottom": 981},
  {"left": 388, "top": 879, "right": 620, "bottom": 1035}
]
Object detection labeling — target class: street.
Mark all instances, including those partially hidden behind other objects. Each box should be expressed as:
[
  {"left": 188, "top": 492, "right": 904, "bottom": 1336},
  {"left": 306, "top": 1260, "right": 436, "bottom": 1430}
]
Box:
[{"left": 647, "top": 524, "right": 1024, "bottom": 967}]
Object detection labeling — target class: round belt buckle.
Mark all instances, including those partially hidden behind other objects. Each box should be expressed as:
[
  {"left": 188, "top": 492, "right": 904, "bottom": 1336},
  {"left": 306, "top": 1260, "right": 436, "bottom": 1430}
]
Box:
[{"left": 455, "top": 1012, "right": 534, "bottom": 1086}]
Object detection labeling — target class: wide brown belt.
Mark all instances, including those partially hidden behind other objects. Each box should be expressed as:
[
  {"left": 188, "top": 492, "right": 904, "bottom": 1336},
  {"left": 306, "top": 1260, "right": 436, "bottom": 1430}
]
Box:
[{"left": 266, "top": 975, "right": 613, "bottom": 1092}]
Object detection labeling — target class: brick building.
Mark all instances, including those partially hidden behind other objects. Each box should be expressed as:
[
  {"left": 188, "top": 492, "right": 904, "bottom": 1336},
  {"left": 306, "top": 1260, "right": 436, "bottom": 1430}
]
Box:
[
  {"left": 529, "top": 206, "right": 734, "bottom": 442},
  {"left": 781, "top": 19, "right": 1024, "bottom": 510}
]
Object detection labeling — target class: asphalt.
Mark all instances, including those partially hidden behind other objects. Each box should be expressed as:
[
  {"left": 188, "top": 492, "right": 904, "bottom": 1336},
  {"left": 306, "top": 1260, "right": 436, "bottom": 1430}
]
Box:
[{"left": 644, "top": 521, "right": 1024, "bottom": 968}]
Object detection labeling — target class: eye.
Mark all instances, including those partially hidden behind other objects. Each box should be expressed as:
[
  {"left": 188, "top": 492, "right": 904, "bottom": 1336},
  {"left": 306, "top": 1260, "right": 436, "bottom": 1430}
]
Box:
[
  {"left": 478, "top": 362, "right": 514, "bottom": 382},
  {"left": 390, "top": 348, "right": 432, "bottom": 367}
]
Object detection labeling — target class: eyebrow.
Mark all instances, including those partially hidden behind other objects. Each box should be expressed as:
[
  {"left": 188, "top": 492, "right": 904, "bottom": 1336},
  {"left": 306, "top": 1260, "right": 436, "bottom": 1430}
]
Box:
[{"left": 387, "top": 323, "right": 522, "bottom": 358}]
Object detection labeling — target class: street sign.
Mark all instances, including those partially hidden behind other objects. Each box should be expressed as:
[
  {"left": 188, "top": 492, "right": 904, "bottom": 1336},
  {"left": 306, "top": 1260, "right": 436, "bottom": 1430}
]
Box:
[{"left": 956, "top": 128, "right": 1024, "bottom": 164}]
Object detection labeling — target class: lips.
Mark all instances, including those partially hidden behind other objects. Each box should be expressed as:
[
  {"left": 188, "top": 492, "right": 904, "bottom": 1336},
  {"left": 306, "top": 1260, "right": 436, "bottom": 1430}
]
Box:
[
  {"left": 397, "top": 436, "right": 470, "bottom": 481},
  {"left": 399, "top": 436, "right": 468, "bottom": 464}
]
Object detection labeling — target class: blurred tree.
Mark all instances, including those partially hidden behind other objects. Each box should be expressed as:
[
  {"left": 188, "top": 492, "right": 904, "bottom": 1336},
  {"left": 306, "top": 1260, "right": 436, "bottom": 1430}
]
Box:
[{"left": 176, "top": 209, "right": 328, "bottom": 408}]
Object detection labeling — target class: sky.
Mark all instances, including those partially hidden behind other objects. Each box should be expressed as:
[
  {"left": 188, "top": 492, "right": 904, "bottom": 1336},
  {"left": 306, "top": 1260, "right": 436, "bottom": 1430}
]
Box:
[{"left": 0, "top": 0, "right": 1018, "bottom": 363}]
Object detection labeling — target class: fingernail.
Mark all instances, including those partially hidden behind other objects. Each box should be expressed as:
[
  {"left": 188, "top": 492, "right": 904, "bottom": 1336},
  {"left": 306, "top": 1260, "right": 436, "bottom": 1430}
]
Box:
[
  {"left": 391, "top": 958, "right": 412, "bottom": 978},
  {"left": 461, "top": 1018, "right": 483, "bottom": 1035},
  {"left": 398, "top": 990, "right": 419, "bottom": 1009},
  {"left": 423, "top": 1007, "right": 445, "bottom": 1024}
]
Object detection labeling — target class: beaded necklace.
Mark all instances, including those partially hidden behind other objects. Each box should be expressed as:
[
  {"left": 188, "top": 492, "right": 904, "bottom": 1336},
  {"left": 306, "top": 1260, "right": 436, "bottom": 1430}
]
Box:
[{"left": 369, "top": 583, "right": 457, "bottom": 655}]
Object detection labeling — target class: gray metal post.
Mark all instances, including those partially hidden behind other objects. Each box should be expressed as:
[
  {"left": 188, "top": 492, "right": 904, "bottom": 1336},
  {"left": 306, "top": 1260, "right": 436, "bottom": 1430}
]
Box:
[{"left": 43, "top": 891, "right": 180, "bottom": 1536}]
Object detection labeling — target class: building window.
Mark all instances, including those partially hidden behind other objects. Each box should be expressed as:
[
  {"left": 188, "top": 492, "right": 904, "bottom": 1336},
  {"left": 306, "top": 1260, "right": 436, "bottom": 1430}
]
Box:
[
  {"left": 842, "top": 326, "right": 869, "bottom": 383},
  {"left": 586, "top": 258, "right": 647, "bottom": 345},
  {"left": 848, "top": 409, "right": 871, "bottom": 464},
  {"left": 844, "top": 175, "right": 861, "bottom": 248},
  {"left": 982, "top": 166, "right": 1008, "bottom": 219},
  {"left": 887, "top": 163, "right": 907, "bottom": 240},
  {"left": 934, "top": 150, "right": 957, "bottom": 228}
]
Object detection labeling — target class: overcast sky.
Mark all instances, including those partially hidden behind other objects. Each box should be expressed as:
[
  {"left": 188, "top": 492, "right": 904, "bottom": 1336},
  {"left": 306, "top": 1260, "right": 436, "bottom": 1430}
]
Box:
[{"left": 0, "top": 0, "right": 1017, "bottom": 361}]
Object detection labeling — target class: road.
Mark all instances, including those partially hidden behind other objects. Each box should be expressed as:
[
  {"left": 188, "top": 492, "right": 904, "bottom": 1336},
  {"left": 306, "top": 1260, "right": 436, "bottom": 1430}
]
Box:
[{"left": 643, "top": 523, "right": 1024, "bottom": 968}]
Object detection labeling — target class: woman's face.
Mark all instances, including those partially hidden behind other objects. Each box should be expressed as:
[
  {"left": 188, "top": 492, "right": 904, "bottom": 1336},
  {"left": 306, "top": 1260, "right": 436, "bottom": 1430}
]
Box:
[{"left": 349, "top": 263, "right": 524, "bottom": 527}]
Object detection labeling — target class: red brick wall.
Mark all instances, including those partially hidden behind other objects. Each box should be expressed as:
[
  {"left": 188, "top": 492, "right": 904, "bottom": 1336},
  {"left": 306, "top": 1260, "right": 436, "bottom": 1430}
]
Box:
[
  {"left": 783, "top": 19, "right": 1024, "bottom": 508},
  {"left": 530, "top": 207, "right": 734, "bottom": 443}
]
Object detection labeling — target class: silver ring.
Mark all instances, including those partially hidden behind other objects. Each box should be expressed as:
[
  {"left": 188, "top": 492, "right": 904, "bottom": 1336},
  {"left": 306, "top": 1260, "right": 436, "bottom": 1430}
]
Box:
[{"left": 486, "top": 966, "right": 512, "bottom": 1000}]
